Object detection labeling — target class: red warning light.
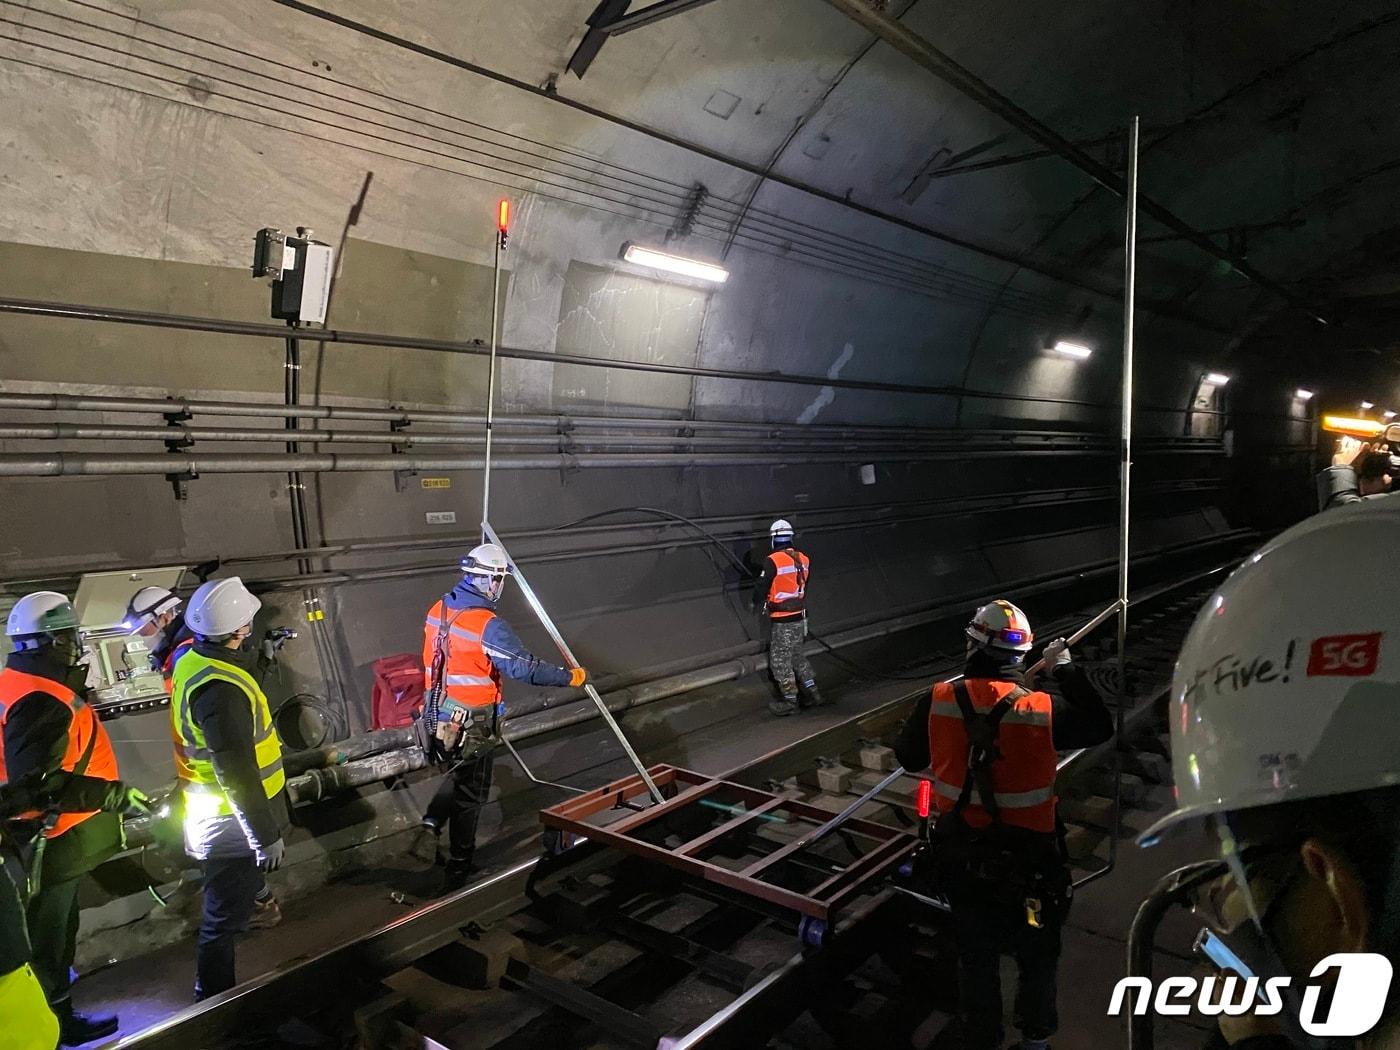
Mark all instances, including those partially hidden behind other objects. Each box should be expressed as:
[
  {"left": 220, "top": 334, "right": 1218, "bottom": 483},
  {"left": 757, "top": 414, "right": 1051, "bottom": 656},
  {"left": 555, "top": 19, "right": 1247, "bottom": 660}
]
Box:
[
  {"left": 916, "top": 779, "right": 932, "bottom": 819},
  {"left": 496, "top": 198, "right": 511, "bottom": 233}
]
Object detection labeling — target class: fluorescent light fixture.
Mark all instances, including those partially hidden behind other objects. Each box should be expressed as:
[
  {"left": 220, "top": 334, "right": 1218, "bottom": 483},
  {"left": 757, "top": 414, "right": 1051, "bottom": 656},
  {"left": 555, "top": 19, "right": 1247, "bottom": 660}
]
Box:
[
  {"left": 1361, "top": 401, "right": 1375, "bottom": 410},
  {"left": 1386, "top": 411, "right": 1397, "bottom": 420},
  {"left": 1204, "top": 372, "right": 1231, "bottom": 386},
  {"left": 622, "top": 243, "right": 728, "bottom": 284},
  {"left": 1051, "top": 340, "right": 1092, "bottom": 359},
  {"left": 1295, "top": 389, "right": 1314, "bottom": 400}
]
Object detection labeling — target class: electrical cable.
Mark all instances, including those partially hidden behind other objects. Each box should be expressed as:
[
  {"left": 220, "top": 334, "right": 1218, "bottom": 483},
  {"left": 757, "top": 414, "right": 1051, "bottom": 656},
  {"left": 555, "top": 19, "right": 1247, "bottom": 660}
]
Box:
[
  {"left": 550, "top": 506, "right": 958, "bottom": 683},
  {"left": 0, "top": 5, "right": 1076, "bottom": 319}
]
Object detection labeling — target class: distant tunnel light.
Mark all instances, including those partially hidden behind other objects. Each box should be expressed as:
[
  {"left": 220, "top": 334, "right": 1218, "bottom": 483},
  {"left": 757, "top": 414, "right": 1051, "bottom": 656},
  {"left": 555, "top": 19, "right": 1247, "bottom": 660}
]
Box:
[
  {"left": 1386, "top": 411, "right": 1397, "bottom": 420},
  {"left": 1295, "top": 389, "right": 1314, "bottom": 401},
  {"left": 1204, "top": 372, "right": 1231, "bottom": 386},
  {"left": 622, "top": 243, "right": 729, "bottom": 284},
  {"left": 1322, "top": 415, "right": 1386, "bottom": 438},
  {"left": 1051, "top": 340, "right": 1093, "bottom": 359},
  {"left": 1361, "top": 401, "right": 1375, "bottom": 411}
]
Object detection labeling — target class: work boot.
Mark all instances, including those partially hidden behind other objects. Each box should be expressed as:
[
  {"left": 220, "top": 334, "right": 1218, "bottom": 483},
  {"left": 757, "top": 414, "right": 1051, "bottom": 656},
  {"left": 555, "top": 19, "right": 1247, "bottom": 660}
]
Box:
[
  {"left": 798, "top": 681, "right": 827, "bottom": 708},
  {"left": 767, "top": 699, "right": 800, "bottom": 717},
  {"left": 59, "top": 1009, "right": 119, "bottom": 1046},
  {"left": 246, "top": 893, "right": 282, "bottom": 930}
]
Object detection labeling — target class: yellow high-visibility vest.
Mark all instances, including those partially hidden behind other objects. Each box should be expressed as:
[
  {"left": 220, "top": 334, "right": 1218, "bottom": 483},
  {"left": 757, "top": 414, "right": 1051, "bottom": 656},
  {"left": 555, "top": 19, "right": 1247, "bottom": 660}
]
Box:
[{"left": 170, "top": 649, "right": 285, "bottom": 815}]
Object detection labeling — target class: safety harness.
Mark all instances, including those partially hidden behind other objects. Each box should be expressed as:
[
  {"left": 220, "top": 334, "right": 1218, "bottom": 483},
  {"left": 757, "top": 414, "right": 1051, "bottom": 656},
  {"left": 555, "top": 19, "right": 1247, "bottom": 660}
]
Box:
[{"left": 947, "top": 679, "right": 1028, "bottom": 827}]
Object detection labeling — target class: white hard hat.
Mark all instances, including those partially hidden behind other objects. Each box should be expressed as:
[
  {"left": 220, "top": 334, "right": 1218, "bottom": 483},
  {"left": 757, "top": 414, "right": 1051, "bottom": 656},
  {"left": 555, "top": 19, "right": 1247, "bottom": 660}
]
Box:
[
  {"left": 185, "top": 577, "right": 261, "bottom": 638},
  {"left": 126, "top": 585, "right": 181, "bottom": 629},
  {"left": 769, "top": 518, "right": 794, "bottom": 538},
  {"left": 1141, "top": 496, "right": 1400, "bottom": 845},
  {"left": 7, "top": 591, "right": 79, "bottom": 638},
  {"left": 460, "top": 543, "right": 509, "bottom": 578},
  {"left": 966, "top": 599, "right": 1034, "bottom": 652}
]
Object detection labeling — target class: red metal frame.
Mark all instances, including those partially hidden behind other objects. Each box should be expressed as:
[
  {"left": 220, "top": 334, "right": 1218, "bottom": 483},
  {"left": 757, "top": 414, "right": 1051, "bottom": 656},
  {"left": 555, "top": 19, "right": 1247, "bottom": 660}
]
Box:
[{"left": 539, "top": 765, "right": 916, "bottom": 922}]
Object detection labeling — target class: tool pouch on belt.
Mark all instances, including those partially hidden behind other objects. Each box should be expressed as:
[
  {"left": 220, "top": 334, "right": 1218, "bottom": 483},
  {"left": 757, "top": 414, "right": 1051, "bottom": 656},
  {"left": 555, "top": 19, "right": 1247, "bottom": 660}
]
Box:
[{"left": 931, "top": 822, "right": 1070, "bottom": 912}]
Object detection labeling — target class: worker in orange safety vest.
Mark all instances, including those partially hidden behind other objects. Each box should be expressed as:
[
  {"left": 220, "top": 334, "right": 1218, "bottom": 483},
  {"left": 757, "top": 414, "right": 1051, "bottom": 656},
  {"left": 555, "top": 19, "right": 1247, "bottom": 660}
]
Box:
[
  {"left": 420, "top": 544, "right": 586, "bottom": 892},
  {"left": 0, "top": 592, "right": 136, "bottom": 1046},
  {"left": 894, "top": 599, "right": 1111, "bottom": 1050},
  {"left": 753, "top": 518, "right": 823, "bottom": 716}
]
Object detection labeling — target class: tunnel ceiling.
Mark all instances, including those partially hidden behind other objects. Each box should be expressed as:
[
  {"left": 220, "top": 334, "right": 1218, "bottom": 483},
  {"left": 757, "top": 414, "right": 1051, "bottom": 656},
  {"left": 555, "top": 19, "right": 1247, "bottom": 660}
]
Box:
[
  {"left": 5, "top": 0, "right": 1400, "bottom": 409},
  {"left": 285, "top": 0, "right": 1400, "bottom": 377}
]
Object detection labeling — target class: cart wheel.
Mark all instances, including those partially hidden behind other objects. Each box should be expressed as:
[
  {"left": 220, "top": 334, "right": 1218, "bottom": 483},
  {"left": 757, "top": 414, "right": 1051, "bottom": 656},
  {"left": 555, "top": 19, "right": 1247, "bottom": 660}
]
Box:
[{"left": 798, "top": 915, "right": 827, "bottom": 948}]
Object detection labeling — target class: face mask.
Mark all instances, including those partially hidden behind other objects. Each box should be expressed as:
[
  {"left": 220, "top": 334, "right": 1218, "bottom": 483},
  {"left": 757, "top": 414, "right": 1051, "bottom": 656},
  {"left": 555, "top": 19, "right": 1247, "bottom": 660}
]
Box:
[{"left": 146, "top": 628, "right": 167, "bottom": 652}]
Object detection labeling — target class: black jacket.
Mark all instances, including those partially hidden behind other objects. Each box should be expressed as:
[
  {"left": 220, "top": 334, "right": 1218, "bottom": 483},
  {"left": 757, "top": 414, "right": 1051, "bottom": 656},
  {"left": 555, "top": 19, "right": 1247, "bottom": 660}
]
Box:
[
  {"left": 893, "top": 650, "right": 1113, "bottom": 775},
  {"left": 1, "top": 772, "right": 130, "bottom": 976},
  {"left": 1, "top": 650, "right": 122, "bottom": 882},
  {"left": 185, "top": 642, "right": 289, "bottom": 853}
]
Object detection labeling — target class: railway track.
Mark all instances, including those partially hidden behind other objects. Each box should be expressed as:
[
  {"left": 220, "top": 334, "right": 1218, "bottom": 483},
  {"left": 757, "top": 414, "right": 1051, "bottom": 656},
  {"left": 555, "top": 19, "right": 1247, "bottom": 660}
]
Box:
[{"left": 108, "top": 558, "right": 1235, "bottom": 1050}]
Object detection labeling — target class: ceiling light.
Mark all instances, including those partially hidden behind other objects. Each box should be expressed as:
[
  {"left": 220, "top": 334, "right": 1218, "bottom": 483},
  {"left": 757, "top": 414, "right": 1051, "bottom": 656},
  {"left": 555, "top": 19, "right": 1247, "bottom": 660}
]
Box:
[
  {"left": 1361, "top": 401, "right": 1375, "bottom": 411},
  {"left": 1051, "top": 340, "right": 1092, "bottom": 359},
  {"left": 1204, "top": 373, "right": 1231, "bottom": 386},
  {"left": 1386, "top": 411, "right": 1397, "bottom": 420},
  {"left": 622, "top": 243, "right": 728, "bottom": 284},
  {"left": 1295, "top": 389, "right": 1314, "bottom": 400}
]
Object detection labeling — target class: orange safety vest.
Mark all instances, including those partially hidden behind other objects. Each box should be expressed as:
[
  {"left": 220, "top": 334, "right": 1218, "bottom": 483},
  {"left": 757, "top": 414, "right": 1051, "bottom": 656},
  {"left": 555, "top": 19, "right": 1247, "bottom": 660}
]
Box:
[
  {"left": 0, "top": 668, "right": 120, "bottom": 838},
  {"left": 161, "top": 637, "right": 195, "bottom": 693},
  {"left": 766, "top": 549, "right": 810, "bottom": 620},
  {"left": 927, "top": 678, "right": 1057, "bottom": 833},
  {"left": 423, "top": 603, "right": 501, "bottom": 709}
]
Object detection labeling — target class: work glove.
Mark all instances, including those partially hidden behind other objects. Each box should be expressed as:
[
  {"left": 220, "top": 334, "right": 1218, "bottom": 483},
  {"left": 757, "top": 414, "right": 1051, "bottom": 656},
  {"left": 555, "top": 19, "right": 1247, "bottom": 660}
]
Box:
[
  {"left": 104, "top": 784, "right": 154, "bottom": 817},
  {"left": 256, "top": 838, "right": 286, "bottom": 873},
  {"left": 261, "top": 626, "right": 297, "bottom": 663},
  {"left": 1043, "top": 637, "right": 1072, "bottom": 668},
  {"left": 569, "top": 667, "right": 589, "bottom": 688}
]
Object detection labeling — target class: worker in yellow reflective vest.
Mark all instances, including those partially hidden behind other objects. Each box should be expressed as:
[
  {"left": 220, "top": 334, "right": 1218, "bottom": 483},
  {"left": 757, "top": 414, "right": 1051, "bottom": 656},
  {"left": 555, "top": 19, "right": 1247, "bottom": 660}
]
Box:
[{"left": 169, "top": 577, "right": 289, "bottom": 1001}]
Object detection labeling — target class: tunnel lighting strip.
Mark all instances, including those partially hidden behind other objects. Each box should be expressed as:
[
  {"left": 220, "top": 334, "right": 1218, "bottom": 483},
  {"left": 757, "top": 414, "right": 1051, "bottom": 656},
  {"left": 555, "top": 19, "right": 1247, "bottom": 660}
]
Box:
[
  {"left": 621, "top": 243, "right": 729, "bottom": 284},
  {"left": 1051, "top": 340, "right": 1092, "bottom": 359},
  {"left": 1203, "top": 372, "right": 1231, "bottom": 386},
  {"left": 1294, "top": 389, "right": 1314, "bottom": 400}
]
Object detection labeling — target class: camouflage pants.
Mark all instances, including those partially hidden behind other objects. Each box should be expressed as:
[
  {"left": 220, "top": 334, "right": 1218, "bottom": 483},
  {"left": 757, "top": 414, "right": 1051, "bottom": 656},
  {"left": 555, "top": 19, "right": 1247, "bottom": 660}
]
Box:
[{"left": 768, "top": 617, "right": 816, "bottom": 701}]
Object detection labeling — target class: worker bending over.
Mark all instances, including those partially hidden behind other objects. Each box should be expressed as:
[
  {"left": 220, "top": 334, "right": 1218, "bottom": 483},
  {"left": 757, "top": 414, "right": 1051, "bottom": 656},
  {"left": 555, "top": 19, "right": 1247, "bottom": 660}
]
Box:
[
  {"left": 170, "top": 578, "right": 289, "bottom": 1000},
  {"left": 1, "top": 770, "right": 149, "bottom": 1050},
  {"left": 895, "top": 600, "right": 1110, "bottom": 1050},
  {"left": 125, "top": 586, "right": 194, "bottom": 689},
  {"left": 754, "top": 518, "right": 823, "bottom": 716},
  {"left": 0, "top": 592, "right": 126, "bottom": 1046},
  {"left": 421, "top": 544, "right": 586, "bottom": 891}
]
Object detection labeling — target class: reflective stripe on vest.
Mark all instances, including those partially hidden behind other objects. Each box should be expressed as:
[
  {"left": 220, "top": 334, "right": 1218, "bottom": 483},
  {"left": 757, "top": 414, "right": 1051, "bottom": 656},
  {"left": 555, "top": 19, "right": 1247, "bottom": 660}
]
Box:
[
  {"left": 927, "top": 678, "right": 1058, "bottom": 833},
  {"left": 422, "top": 603, "right": 501, "bottom": 708},
  {"left": 0, "top": 667, "right": 120, "bottom": 838},
  {"left": 766, "top": 549, "right": 810, "bottom": 618},
  {"left": 170, "top": 651, "right": 286, "bottom": 814}
]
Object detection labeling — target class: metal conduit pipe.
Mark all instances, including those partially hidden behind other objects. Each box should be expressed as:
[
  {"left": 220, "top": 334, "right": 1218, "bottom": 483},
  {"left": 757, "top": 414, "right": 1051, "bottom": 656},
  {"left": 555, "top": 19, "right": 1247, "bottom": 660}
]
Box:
[
  {"left": 281, "top": 725, "right": 418, "bottom": 776},
  {"left": 0, "top": 389, "right": 1218, "bottom": 434},
  {"left": 0, "top": 421, "right": 1120, "bottom": 453},
  {"left": 287, "top": 747, "right": 428, "bottom": 805},
  {"left": 0, "top": 445, "right": 1146, "bottom": 477}
]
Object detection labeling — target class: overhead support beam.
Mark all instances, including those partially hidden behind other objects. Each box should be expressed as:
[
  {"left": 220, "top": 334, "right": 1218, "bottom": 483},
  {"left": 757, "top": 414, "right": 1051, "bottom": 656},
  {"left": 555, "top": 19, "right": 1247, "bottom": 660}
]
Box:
[
  {"left": 268, "top": 1, "right": 1223, "bottom": 332},
  {"left": 818, "top": 0, "right": 1330, "bottom": 325},
  {"left": 568, "top": 0, "right": 725, "bottom": 78}
]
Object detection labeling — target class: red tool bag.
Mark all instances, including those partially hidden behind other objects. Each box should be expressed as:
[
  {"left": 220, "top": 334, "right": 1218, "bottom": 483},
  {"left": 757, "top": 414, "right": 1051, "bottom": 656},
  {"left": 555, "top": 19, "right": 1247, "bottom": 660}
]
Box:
[{"left": 370, "top": 653, "right": 425, "bottom": 730}]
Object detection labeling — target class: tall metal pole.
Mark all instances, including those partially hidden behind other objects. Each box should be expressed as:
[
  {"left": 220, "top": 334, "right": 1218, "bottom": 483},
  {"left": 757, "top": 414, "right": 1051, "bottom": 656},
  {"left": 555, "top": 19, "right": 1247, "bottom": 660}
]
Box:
[
  {"left": 481, "top": 222, "right": 505, "bottom": 536},
  {"left": 1111, "top": 115, "right": 1141, "bottom": 872}
]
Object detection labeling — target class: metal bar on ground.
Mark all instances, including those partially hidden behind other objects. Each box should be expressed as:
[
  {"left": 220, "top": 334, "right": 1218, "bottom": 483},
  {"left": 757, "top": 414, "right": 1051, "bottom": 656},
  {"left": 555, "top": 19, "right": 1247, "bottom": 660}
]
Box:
[
  {"left": 500, "top": 733, "right": 586, "bottom": 794},
  {"left": 482, "top": 520, "right": 665, "bottom": 804}
]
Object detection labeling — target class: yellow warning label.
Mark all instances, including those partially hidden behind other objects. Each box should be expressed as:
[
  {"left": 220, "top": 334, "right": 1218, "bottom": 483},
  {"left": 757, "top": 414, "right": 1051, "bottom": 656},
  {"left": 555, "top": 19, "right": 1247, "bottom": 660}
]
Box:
[{"left": 421, "top": 477, "right": 452, "bottom": 490}]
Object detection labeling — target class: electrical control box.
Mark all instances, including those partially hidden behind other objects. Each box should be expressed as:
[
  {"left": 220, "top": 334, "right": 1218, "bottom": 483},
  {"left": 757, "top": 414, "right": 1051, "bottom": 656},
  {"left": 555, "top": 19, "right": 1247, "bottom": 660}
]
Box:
[{"left": 253, "top": 227, "right": 334, "bottom": 324}]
